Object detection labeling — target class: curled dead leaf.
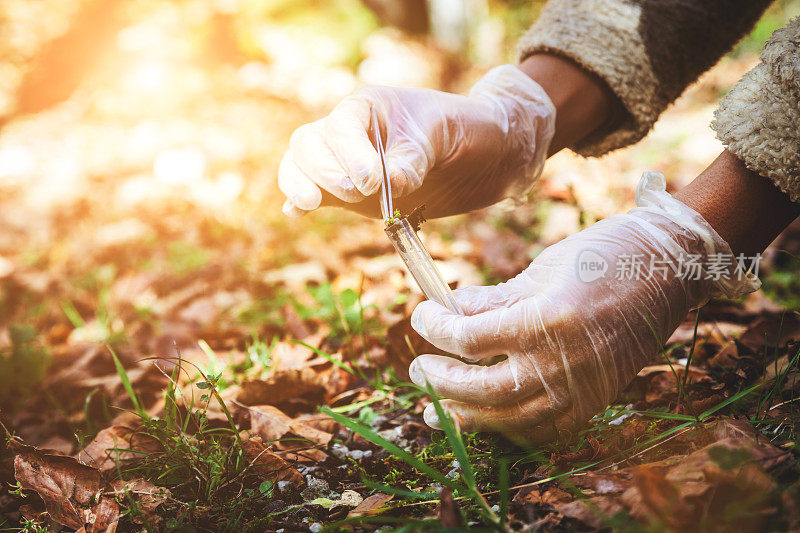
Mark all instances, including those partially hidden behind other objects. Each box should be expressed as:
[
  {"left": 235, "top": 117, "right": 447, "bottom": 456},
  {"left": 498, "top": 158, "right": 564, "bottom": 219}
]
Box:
[
  {"left": 348, "top": 493, "right": 394, "bottom": 517},
  {"left": 247, "top": 404, "right": 332, "bottom": 446},
  {"left": 11, "top": 441, "right": 119, "bottom": 532}
]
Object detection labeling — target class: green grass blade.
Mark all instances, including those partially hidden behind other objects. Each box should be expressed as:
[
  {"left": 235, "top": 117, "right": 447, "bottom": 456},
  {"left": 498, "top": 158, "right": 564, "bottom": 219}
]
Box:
[
  {"left": 61, "top": 299, "right": 86, "bottom": 328},
  {"left": 681, "top": 310, "right": 702, "bottom": 394},
  {"left": 363, "top": 479, "right": 437, "bottom": 499},
  {"left": 164, "top": 361, "right": 181, "bottom": 429},
  {"left": 620, "top": 410, "right": 696, "bottom": 421},
  {"left": 699, "top": 383, "right": 761, "bottom": 420},
  {"left": 426, "top": 384, "right": 477, "bottom": 492},
  {"left": 291, "top": 340, "right": 355, "bottom": 375},
  {"left": 329, "top": 395, "right": 383, "bottom": 414},
  {"left": 108, "top": 346, "right": 148, "bottom": 420},
  {"left": 425, "top": 385, "right": 503, "bottom": 530},
  {"left": 498, "top": 458, "right": 509, "bottom": 526},
  {"left": 320, "top": 406, "right": 454, "bottom": 488}
]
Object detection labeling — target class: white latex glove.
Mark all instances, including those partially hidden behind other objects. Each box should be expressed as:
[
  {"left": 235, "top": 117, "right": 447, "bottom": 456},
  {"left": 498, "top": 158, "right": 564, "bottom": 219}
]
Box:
[
  {"left": 279, "top": 65, "right": 555, "bottom": 218},
  {"left": 409, "top": 172, "right": 759, "bottom": 444}
]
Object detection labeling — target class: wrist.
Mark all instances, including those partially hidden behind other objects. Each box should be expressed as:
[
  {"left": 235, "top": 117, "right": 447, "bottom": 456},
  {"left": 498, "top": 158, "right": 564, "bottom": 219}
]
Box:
[
  {"left": 519, "top": 53, "right": 620, "bottom": 156},
  {"left": 633, "top": 171, "right": 760, "bottom": 301},
  {"left": 674, "top": 150, "right": 800, "bottom": 257}
]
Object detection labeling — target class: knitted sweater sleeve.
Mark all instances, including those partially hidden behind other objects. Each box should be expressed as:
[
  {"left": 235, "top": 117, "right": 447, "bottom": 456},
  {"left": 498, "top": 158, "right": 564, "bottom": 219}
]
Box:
[
  {"left": 711, "top": 17, "right": 800, "bottom": 202},
  {"left": 517, "top": 0, "right": 772, "bottom": 157}
]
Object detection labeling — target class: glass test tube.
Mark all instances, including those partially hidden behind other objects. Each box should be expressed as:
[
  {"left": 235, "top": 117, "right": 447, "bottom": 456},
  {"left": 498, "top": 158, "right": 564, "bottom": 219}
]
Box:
[{"left": 385, "top": 217, "right": 462, "bottom": 314}]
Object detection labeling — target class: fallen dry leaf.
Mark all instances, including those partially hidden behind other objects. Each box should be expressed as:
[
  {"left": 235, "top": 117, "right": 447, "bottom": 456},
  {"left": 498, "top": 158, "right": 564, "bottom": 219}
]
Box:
[
  {"left": 629, "top": 464, "right": 694, "bottom": 525},
  {"left": 248, "top": 404, "right": 292, "bottom": 441},
  {"left": 237, "top": 368, "right": 325, "bottom": 405},
  {"left": 348, "top": 493, "right": 394, "bottom": 517},
  {"left": 739, "top": 316, "right": 800, "bottom": 352},
  {"left": 636, "top": 364, "right": 708, "bottom": 379},
  {"left": 437, "top": 486, "right": 462, "bottom": 528},
  {"left": 240, "top": 436, "right": 304, "bottom": 486},
  {"left": 666, "top": 320, "right": 747, "bottom": 346},
  {"left": 11, "top": 441, "right": 119, "bottom": 532},
  {"left": 515, "top": 486, "right": 573, "bottom": 507},
  {"left": 293, "top": 412, "right": 341, "bottom": 435},
  {"left": 566, "top": 436, "right": 789, "bottom": 531},
  {"left": 76, "top": 426, "right": 162, "bottom": 473},
  {"left": 109, "top": 479, "right": 171, "bottom": 525},
  {"left": 384, "top": 316, "right": 443, "bottom": 380},
  {"left": 247, "top": 404, "right": 332, "bottom": 446},
  {"left": 556, "top": 496, "right": 624, "bottom": 530},
  {"left": 708, "top": 340, "right": 739, "bottom": 370},
  {"left": 236, "top": 362, "right": 356, "bottom": 406}
]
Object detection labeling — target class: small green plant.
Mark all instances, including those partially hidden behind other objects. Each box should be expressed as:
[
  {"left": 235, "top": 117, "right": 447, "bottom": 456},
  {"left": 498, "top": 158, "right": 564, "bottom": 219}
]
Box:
[
  {"left": 237, "top": 291, "right": 289, "bottom": 327},
  {"left": 187, "top": 336, "right": 278, "bottom": 392},
  {"left": 385, "top": 208, "right": 402, "bottom": 226},
  {"left": 322, "top": 385, "right": 508, "bottom": 531},
  {"left": 293, "top": 283, "right": 378, "bottom": 340},
  {"left": 761, "top": 251, "right": 800, "bottom": 310},
  {"left": 102, "top": 349, "right": 291, "bottom": 530},
  {"left": 19, "top": 518, "right": 48, "bottom": 533},
  {"left": 167, "top": 240, "right": 209, "bottom": 276}
]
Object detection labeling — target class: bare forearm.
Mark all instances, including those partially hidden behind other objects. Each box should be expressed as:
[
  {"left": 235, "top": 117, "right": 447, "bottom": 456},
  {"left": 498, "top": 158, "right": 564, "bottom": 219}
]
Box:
[
  {"left": 521, "top": 55, "right": 800, "bottom": 257},
  {"left": 519, "top": 53, "right": 620, "bottom": 156},
  {"left": 675, "top": 150, "right": 800, "bottom": 257}
]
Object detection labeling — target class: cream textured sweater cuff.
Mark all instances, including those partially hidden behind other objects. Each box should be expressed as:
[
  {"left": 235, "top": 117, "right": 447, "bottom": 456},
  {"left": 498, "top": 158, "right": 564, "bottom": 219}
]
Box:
[
  {"left": 712, "top": 18, "right": 800, "bottom": 203},
  {"left": 516, "top": 0, "right": 665, "bottom": 157}
]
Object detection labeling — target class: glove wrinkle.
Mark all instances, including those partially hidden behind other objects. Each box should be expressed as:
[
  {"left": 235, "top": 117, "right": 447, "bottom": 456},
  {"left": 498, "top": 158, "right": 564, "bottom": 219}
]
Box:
[
  {"left": 410, "top": 171, "right": 760, "bottom": 443},
  {"left": 279, "top": 65, "right": 556, "bottom": 217}
]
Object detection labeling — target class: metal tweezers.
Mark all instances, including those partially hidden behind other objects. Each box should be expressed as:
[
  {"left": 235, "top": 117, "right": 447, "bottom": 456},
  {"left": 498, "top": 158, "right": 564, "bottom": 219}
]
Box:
[{"left": 371, "top": 107, "right": 393, "bottom": 220}]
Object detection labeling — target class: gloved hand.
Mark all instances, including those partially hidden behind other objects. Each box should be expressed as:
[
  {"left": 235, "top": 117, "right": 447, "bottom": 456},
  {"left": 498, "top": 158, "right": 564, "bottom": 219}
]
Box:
[
  {"left": 279, "top": 65, "right": 555, "bottom": 218},
  {"left": 409, "top": 172, "right": 759, "bottom": 444}
]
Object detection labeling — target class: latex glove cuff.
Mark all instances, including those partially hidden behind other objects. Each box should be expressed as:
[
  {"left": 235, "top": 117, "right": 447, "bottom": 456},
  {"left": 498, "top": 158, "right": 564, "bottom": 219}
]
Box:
[
  {"left": 633, "top": 171, "right": 760, "bottom": 302},
  {"left": 469, "top": 65, "right": 556, "bottom": 202}
]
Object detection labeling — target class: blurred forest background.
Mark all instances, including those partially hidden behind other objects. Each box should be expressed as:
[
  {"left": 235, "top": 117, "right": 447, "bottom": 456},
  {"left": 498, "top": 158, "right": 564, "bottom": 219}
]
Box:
[{"left": 3, "top": 0, "right": 800, "bottom": 531}]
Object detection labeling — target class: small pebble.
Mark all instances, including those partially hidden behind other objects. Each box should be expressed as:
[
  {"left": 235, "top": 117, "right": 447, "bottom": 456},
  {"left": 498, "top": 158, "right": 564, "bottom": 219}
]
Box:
[
  {"left": 309, "top": 523, "right": 323, "bottom": 533},
  {"left": 349, "top": 450, "right": 365, "bottom": 460},
  {"left": 331, "top": 443, "right": 349, "bottom": 459},
  {"left": 306, "top": 476, "right": 328, "bottom": 489},
  {"left": 277, "top": 481, "right": 291, "bottom": 492},
  {"left": 451, "top": 459, "right": 460, "bottom": 469},
  {"left": 491, "top": 504, "right": 500, "bottom": 512}
]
